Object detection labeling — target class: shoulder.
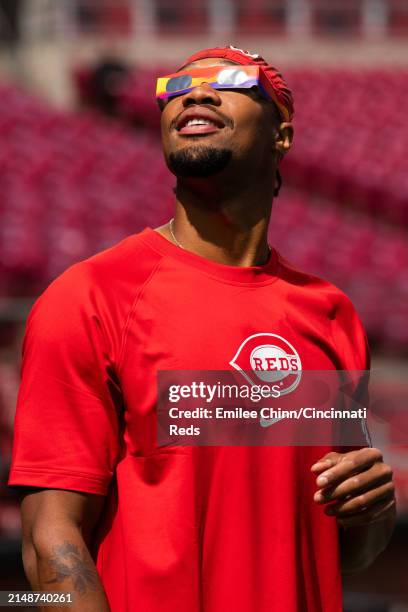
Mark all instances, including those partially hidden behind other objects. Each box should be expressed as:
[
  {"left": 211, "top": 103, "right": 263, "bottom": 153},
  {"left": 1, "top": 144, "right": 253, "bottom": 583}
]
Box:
[
  {"left": 27, "top": 229, "right": 163, "bottom": 343},
  {"left": 276, "top": 252, "right": 370, "bottom": 369},
  {"left": 277, "top": 251, "right": 359, "bottom": 314},
  {"left": 35, "top": 230, "right": 161, "bottom": 307},
  {"left": 64, "top": 229, "right": 162, "bottom": 289}
]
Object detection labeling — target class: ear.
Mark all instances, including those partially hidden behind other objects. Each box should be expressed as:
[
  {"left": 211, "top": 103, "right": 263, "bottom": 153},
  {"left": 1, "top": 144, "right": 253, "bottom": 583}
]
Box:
[{"left": 274, "top": 122, "right": 294, "bottom": 159}]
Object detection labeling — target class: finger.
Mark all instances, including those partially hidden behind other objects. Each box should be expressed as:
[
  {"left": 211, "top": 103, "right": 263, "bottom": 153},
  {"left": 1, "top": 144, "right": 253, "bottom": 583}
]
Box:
[
  {"left": 314, "top": 462, "right": 393, "bottom": 504},
  {"left": 337, "top": 498, "right": 396, "bottom": 528},
  {"left": 315, "top": 447, "right": 382, "bottom": 488},
  {"left": 324, "top": 481, "right": 395, "bottom": 517},
  {"left": 310, "top": 452, "right": 341, "bottom": 473}
]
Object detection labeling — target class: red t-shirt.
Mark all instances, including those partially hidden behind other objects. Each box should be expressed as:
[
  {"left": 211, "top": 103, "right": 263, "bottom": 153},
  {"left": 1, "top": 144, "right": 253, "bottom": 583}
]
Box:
[{"left": 8, "top": 227, "right": 370, "bottom": 612}]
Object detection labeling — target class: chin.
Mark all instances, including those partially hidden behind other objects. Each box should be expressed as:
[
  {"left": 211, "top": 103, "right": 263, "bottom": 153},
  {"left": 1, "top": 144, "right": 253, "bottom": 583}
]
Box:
[{"left": 168, "top": 145, "right": 233, "bottom": 178}]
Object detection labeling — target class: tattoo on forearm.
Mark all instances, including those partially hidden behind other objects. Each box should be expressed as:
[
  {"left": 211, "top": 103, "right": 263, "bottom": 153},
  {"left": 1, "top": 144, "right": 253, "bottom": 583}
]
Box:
[{"left": 45, "top": 541, "right": 100, "bottom": 594}]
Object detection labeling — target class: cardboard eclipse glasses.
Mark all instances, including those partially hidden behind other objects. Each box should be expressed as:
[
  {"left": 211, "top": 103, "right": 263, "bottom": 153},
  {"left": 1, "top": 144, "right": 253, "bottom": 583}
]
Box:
[{"left": 156, "top": 65, "right": 288, "bottom": 121}]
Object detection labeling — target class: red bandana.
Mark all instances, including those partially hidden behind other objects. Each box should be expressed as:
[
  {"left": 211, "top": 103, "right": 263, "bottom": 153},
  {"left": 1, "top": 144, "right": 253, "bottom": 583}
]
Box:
[{"left": 181, "top": 45, "right": 294, "bottom": 122}]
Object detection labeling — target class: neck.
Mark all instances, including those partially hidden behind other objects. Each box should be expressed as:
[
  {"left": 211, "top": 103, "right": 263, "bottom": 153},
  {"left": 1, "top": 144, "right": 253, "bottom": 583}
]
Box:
[{"left": 164, "top": 171, "right": 275, "bottom": 267}]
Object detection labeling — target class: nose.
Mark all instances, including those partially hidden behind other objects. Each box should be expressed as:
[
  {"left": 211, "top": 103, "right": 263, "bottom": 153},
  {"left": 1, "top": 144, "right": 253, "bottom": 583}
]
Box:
[{"left": 181, "top": 83, "right": 222, "bottom": 108}]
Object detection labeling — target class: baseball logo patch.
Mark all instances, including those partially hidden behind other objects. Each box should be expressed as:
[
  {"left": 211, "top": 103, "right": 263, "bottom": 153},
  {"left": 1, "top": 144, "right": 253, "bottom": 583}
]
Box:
[{"left": 230, "top": 333, "right": 302, "bottom": 395}]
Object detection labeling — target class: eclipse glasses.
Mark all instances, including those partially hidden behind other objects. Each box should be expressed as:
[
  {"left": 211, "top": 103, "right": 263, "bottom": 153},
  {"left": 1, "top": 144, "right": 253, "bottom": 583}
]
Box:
[{"left": 156, "top": 65, "right": 288, "bottom": 120}]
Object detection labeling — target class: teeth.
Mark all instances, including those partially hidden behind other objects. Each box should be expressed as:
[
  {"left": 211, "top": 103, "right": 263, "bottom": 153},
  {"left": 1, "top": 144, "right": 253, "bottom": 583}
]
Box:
[{"left": 185, "top": 118, "right": 214, "bottom": 127}]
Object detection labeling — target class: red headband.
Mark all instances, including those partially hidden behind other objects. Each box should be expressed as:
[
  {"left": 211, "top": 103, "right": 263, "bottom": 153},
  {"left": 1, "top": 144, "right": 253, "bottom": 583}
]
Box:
[{"left": 181, "top": 45, "right": 294, "bottom": 122}]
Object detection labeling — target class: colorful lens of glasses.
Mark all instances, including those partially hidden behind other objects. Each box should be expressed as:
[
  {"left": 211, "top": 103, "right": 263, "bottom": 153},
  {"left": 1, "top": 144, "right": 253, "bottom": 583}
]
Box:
[{"left": 165, "top": 74, "right": 193, "bottom": 93}]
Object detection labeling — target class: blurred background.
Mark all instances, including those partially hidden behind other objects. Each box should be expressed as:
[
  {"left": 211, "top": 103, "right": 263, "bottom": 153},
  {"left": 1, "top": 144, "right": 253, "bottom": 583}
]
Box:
[{"left": 0, "top": 1, "right": 407, "bottom": 610}]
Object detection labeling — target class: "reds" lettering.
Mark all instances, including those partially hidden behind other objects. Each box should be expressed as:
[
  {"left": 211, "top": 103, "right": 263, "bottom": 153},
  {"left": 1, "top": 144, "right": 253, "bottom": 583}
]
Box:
[{"left": 253, "top": 356, "right": 299, "bottom": 371}]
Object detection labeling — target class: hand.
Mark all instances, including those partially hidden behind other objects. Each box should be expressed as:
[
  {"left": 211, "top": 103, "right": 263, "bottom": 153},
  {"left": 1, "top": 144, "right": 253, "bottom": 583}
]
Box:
[{"left": 311, "top": 448, "right": 396, "bottom": 528}]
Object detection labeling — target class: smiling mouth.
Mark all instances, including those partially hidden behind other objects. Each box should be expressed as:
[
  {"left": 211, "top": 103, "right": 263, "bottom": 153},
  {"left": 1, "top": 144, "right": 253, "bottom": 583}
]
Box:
[
  {"left": 178, "top": 119, "right": 225, "bottom": 135},
  {"left": 176, "top": 111, "right": 227, "bottom": 135}
]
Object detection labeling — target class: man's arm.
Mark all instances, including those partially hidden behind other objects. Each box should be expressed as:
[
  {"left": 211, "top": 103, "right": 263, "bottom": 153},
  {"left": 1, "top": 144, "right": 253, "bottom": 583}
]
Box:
[
  {"left": 311, "top": 448, "right": 396, "bottom": 573},
  {"left": 20, "top": 488, "right": 111, "bottom": 611}
]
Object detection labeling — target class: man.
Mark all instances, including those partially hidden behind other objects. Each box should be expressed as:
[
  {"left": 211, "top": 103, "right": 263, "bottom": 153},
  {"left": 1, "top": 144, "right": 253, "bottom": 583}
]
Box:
[{"left": 9, "top": 46, "right": 395, "bottom": 611}]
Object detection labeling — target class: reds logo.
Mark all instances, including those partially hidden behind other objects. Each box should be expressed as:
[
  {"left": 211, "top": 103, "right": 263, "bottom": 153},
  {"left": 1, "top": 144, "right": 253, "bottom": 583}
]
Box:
[
  {"left": 228, "top": 45, "right": 260, "bottom": 59},
  {"left": 230, "top": 333, "right": 302, "bottom": 396}
]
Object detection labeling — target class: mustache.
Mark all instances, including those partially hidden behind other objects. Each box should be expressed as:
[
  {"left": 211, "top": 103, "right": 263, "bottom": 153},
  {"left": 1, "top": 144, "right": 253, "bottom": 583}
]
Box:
[{"left": 170, "top": 105, "right": 234, "bottom": 130}]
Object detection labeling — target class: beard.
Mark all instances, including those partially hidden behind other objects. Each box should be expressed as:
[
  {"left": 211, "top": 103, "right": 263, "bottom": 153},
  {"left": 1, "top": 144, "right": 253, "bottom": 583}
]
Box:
[{"left": 168, "top": 145, "right": 232, "bottom": 178}]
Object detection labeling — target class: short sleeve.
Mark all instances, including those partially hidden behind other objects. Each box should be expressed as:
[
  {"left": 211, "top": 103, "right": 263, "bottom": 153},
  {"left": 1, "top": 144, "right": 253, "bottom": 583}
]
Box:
[
  {"left": 332, "top": 293, "right": 372, "bottom": 449},
  {"left": 330, "top": 292, "right": 370, "bottom": 372},
  {"left": 8, "top": 264, "right": 123, "bottom": 496}
]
